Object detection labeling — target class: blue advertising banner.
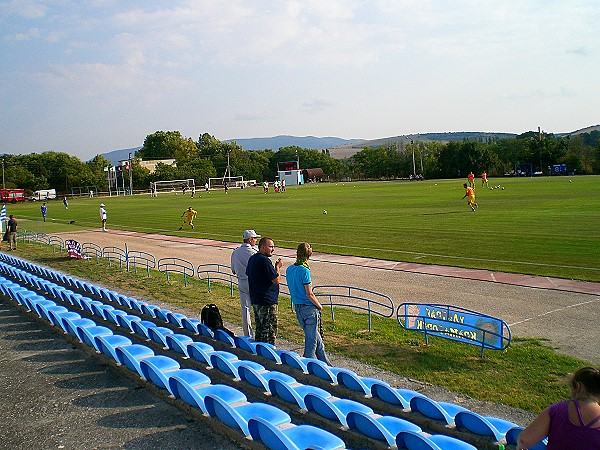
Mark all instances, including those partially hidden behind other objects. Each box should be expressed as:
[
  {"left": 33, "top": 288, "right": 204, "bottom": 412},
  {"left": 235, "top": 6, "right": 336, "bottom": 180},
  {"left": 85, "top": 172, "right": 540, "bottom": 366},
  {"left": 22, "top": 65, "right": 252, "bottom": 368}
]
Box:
[{"left": 396, "top": 303, "right": 511, "bottom": 353}]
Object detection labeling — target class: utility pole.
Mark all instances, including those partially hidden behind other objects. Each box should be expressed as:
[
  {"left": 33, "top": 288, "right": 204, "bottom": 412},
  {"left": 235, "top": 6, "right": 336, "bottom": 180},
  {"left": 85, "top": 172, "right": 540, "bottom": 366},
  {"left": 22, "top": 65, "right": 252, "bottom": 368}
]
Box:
[
  {"left": 411, "top": 140, "right": 416, "bottom": 177},
  {"left": 2, "top": 158, "right": 5, "bottom": 190},
  {"left": 128, "top": 153, "right": 133, "bottom": 195}
]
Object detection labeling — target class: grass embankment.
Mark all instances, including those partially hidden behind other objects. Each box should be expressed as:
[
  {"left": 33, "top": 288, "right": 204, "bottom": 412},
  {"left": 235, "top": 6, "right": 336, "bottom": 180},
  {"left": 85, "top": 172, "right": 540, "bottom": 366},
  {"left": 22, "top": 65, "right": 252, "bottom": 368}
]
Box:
[
  {"left": 14, "top": 243, "right": 587, "bottom": 414},
  {"left": 11, "top": 175, "right": 600, "bottom": 281}
]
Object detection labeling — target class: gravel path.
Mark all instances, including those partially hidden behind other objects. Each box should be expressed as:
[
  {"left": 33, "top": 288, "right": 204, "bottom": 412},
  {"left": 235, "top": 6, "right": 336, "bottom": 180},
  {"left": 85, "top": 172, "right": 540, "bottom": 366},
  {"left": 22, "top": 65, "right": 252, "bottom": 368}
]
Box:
[{"left": 56, "top": 228, "right": 600, "bottom": 365}]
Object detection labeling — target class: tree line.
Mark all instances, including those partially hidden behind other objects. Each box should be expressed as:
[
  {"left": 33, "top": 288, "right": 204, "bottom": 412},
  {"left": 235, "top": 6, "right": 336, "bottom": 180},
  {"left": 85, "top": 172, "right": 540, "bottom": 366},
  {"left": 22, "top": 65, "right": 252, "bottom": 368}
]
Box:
[{"left": 3, "top": 129, "right": 599, "bottom": 195}]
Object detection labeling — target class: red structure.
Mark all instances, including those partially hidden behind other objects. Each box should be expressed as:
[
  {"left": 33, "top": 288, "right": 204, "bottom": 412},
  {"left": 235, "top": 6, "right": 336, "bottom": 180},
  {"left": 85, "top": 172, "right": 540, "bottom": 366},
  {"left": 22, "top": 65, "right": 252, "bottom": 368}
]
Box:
[{"left": 0, "top": 189, "right": 25, "bottom": 203}]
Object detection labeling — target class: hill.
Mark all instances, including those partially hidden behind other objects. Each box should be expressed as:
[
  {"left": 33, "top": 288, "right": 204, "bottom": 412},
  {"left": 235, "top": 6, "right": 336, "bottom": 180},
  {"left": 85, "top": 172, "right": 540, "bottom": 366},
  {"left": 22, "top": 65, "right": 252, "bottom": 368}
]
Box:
[
  {"left": 224, "top": 135, "right": 362, "bottom": 151},
  {"left": 328, "top": 132, "right": 517, "bottom": 159},
  {"left": 96, "top": 147, "right": 142, "bottom": 165}
]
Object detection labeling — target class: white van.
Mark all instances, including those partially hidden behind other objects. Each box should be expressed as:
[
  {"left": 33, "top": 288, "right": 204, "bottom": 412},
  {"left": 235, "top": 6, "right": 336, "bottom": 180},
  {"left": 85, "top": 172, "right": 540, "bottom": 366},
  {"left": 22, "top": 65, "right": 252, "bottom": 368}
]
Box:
[{"left": 29, "top": 189, "right": 57, "bottom": 201}]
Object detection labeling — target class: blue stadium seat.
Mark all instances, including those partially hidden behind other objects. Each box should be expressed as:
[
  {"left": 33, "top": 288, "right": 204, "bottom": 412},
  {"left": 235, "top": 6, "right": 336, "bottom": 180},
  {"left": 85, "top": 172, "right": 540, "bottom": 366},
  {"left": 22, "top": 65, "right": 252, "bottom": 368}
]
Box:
[
  {"left": 237, "top": 365, "right": 296, "bottom": 393},
  {"left": 181, "top": 317, "right": 203, "bottom": 334},
  {"left": 186, "top": 342, "right": 217, "bottom": 366},
  {"left": 306, "top": 360, "right": 346, "bottom": 384},
  {"left": 164, "top": 333, "right": 194, "bottom": 356},
  {"left": 209, "top": 351, "right": 264, "bottom": 379},
  {"left": 49, "top": 310, "right": 81, "bottom": 332},
  {"left": 505, "top": 427, "right": 547, "bottom": 449},
  {"left": 105, "top": 308, "right": 128, "bottom": 326},
  {"left": 255, "top": 342, "right": 284, "bottom": 363},
  {"left": 140, "top": 303, "right": 161, "bottom": 318},
  {"left": 346, "top": 410, "right": 421, "bottom": 446},
  {"left": 248, "top": 417, "right": 346, "bottom": 450},
  {"left": 116, "top": 314, "right": 142, "bottom": 332},
  {"left": 454, "top": 410, "right": 518, "bottom": 442},
  {"left": 396, "top": 430, "right": 477, "bottom": 450},
  {"left": 139, "top": 355, "right": 181, "bottom": 390},
  {"left": 214, "top": 329, "right": 235, "bottom": 346},
  {"left": 77, "top": 325, "right": 113, "bottom": 351},
  {"left": 197, "top": 322, "right": 215, "bottom": 338},
  {"left": 147, "top": 326, "right": 175, "bottom": 347},
  {"left": 95, "top": 334, "right": 133, "bottom": 362},
  {"left": 370, "top": 383, "right": 427, "bottom": 409},
  {"left": 267, "top": 378, "right": 332, "bottom": 410},
  {"left": 304, "top": 392, "right": 374, "bottom": 427},
  {"left": 154, "top": 308, "right": 171, "bottom": 322},
  {"left": 279, "top": 350, "right": 317, "bottom": 373},
  {"left": 131, "top": 319, "right": 158, "bottom": 339},
  {"left": 204, "top": 395, "right": 291, "bottom": 437},
  {"left": 90, "top": 303, "right": 115, "bottom": 320},
  {"left": 336, "top": 369, "right": 382, "bottom": 396},
  {"left": 115, "top": 344, "right": 155, "bottom": 377},
  {"left": 410, "top": 396, "right": 470, "bottom": 425},
  {"left": 168, "top": 375, "right": 246, "bottom": 415},
  {"left": 166, "top": 311, "right": 186, "bottom": 327},
  {"left": 63, "top": 317, "right": 97, "bottom": 340},
  {"left": 233, "top": 335, "right": 257, "bottom": 354}
]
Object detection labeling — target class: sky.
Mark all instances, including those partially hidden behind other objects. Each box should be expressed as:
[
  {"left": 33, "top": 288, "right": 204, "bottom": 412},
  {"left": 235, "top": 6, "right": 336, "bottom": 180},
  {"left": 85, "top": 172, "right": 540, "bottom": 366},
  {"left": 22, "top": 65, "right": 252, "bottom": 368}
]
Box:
[{"left": 1, "top": 1, "right": 598, "bottom": 161}]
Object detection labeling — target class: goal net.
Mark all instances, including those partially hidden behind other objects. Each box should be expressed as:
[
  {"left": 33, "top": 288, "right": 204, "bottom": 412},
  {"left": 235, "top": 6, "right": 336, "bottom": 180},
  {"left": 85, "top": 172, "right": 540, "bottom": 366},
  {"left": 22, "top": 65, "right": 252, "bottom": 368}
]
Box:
[
  {"left": 150, "top": 179, "right": 195, "bottom": 195},
  {"left": 208, "top": 176, "right": 245, "bottom": 190}
]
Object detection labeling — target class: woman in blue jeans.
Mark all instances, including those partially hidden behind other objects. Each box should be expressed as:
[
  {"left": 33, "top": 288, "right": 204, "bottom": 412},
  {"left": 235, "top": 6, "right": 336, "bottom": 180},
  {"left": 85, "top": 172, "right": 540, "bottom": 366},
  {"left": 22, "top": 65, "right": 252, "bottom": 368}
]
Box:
[{"left": 286, "top": 243, "right": 332, "bottom": 365}]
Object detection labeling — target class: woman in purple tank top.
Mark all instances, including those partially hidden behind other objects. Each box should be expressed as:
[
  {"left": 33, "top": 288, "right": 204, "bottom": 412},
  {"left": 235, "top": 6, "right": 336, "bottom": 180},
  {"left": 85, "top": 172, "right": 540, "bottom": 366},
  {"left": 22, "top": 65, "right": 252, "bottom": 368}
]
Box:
[{"left": 518, "top": 367, "right": 600, "bottom": 449}]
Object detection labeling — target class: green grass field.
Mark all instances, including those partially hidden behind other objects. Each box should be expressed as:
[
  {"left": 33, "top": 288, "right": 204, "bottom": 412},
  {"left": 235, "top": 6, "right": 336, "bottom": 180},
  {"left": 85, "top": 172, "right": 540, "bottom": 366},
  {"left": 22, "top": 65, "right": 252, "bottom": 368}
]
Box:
[{"left": 11, "top": 175, "right": 600, "bottom": 281}]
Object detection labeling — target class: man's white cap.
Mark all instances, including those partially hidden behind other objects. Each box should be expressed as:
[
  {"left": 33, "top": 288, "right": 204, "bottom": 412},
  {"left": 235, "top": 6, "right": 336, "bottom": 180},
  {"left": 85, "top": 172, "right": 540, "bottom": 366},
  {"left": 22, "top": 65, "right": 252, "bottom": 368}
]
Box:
[
  {"left": 243, "top": 229, "right": 260, "bottom": 239},
  {"left": 100, "top": 203, "right": 105, "bottom": 207}
]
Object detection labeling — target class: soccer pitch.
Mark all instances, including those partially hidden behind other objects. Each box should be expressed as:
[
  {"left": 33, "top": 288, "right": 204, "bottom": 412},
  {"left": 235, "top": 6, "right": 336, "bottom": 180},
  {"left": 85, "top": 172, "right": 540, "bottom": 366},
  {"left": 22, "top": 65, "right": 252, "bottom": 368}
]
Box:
[{"left": 14, "top": 175, "right": 600, "bottom": 282}]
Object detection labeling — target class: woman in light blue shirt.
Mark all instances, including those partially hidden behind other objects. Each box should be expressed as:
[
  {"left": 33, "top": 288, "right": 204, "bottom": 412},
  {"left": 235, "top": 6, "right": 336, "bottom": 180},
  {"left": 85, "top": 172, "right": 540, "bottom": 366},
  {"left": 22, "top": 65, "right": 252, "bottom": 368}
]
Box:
[{"left": 286, "top": 243, "right": 331, "bottom": 365}]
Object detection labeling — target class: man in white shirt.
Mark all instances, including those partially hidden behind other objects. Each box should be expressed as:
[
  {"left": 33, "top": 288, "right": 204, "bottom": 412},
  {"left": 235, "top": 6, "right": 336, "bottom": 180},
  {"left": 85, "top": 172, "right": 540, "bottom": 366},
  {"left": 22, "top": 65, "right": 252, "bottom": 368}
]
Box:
[
  {"left": 230, "top": 229, "right": 260, "bottom": 337},
  {"left": 99, "top": 203, "right": 107, "bottom": 231}
]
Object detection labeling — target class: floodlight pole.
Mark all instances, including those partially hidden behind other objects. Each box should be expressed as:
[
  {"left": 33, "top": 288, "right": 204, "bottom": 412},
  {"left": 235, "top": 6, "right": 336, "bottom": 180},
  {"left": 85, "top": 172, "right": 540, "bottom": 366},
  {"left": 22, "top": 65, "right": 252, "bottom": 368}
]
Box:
[
  {"left": 2, "top": 158, "right": 4, "bottom": 190},
  {"left": 223, "top": 149, "right": 232, "bottom": 181}
]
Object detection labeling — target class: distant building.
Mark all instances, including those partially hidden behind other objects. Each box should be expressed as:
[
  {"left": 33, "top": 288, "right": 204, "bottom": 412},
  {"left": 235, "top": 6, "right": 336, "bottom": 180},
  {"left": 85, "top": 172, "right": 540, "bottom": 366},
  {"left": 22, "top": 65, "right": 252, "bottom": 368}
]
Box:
[
  {"left": 302, "top": 168, "right": 325, "bottom": 182},
  {"left": 139, "top": 159, "right": 177, "bottom": 174},
  {"left": 277, "top": 161, "right": 304, "bottom": 186}
]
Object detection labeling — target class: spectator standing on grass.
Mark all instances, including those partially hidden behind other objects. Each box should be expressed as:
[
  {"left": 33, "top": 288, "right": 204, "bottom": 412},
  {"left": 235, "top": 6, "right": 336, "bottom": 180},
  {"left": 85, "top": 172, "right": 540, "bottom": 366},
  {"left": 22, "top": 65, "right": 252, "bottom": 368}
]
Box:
[
  {"left": 230, "top": 229, "right": 260, "bottom": 338},
  {"left": 63, "top": 196, "right": 69, "bottom": 209},
  {"left": 40, "top": 202, "right": 47, "bottom": 222},
  {"left": 517, "top": 366, "right": 600, "bottom": 449},
  {"left": 99, "top": 203, "right": 107, "bottom": 231},
  {"left": 246, "top": 237, "right": 283, "bottom": 345},
  {"left": 287, "top": 242, "right": 332, "bottom": 365},
  {"left": 7, "top": 214, "right": 17, "bottom": 250}
]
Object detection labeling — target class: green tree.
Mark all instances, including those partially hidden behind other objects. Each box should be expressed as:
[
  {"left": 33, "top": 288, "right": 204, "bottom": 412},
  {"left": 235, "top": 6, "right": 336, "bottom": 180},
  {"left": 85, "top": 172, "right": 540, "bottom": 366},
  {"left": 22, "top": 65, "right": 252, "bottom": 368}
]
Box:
[{"left": 138, "top": 131, "right": 187, "bottom": 159}]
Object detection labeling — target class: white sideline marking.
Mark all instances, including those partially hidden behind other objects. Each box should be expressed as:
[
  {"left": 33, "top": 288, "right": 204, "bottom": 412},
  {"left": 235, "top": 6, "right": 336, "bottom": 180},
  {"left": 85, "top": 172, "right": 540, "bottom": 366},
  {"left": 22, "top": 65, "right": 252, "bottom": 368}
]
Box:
[{"left": 509, "top": 298, "right": 599, "bottom": 326}]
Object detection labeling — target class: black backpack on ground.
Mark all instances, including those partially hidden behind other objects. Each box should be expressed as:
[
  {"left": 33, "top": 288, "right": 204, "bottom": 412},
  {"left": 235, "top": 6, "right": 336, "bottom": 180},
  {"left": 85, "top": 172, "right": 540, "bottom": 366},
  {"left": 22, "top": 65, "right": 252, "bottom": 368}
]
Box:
[{"left": 201, "top": 304, "right": 224, "bottom": 330}]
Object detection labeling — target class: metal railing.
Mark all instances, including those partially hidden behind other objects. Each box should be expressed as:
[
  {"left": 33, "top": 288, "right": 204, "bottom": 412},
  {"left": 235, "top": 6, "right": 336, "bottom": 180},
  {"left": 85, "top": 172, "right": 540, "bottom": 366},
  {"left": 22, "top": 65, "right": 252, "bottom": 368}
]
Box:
[
  {"left": 82, "top": 242, "right": 102, "bottom": 263},
  {"left": 158, "top": 257, "right": 194, "bottom": 286},
  {"left": 127, "top": 250, "right": 156, "bottom": 277},
  {"left": 103, "top": 246, "right": 127, "bottom": 268},
  {"left": 313, "top": 285, "right": 394, "bottom": 331},
  {"left": 197, "top": 263, "right": 237, "bottom": 295},
  {"left": 48, "top": 236, "right": 65, "bottom": 253}
]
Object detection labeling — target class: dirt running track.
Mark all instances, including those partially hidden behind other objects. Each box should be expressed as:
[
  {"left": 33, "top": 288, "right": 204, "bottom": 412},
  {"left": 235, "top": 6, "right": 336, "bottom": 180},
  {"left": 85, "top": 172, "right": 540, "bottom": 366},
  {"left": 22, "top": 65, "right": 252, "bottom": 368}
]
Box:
[{"left": 57, "top": 229, "right": 599, "bottom": 365}]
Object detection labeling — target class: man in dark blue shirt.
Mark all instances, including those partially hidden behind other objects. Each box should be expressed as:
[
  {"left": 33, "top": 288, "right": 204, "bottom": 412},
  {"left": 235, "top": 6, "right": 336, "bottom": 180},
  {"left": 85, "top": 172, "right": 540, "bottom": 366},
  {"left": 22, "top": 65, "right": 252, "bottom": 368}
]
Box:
[{"left": 246, "top": 237, "right": 283, "bottom": 344}]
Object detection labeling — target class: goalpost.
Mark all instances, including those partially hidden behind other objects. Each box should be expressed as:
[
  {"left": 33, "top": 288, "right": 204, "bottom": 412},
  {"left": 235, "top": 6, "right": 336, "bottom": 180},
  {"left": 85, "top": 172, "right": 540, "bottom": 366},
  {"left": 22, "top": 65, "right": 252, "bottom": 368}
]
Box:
[
  {"left": 149, "top": 179, "right": 195, "bottom": 196},
  {"left": 208, "top": 176, "right": 246, "bottom": 190}
]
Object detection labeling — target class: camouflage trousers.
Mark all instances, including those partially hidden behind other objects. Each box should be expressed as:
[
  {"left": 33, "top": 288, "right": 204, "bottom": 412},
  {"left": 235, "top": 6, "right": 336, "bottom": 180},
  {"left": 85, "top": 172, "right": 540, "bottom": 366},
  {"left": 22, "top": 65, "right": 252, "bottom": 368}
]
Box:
[{"left": 252, "top": 304, "right": 278, "bottom": 345}]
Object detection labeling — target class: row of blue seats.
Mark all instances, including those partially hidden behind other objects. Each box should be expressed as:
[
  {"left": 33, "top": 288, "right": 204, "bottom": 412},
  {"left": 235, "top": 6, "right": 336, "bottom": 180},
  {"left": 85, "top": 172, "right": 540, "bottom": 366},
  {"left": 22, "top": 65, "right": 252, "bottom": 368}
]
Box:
[
  {"left": 0, "top": 253, "right": 545, "bottom": 449},
  {"left": 0, "top": 258, "right": 479, "bottom": 450},
  {"left": 0, "top": 273, "right": 351, "bottom": 450}
]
